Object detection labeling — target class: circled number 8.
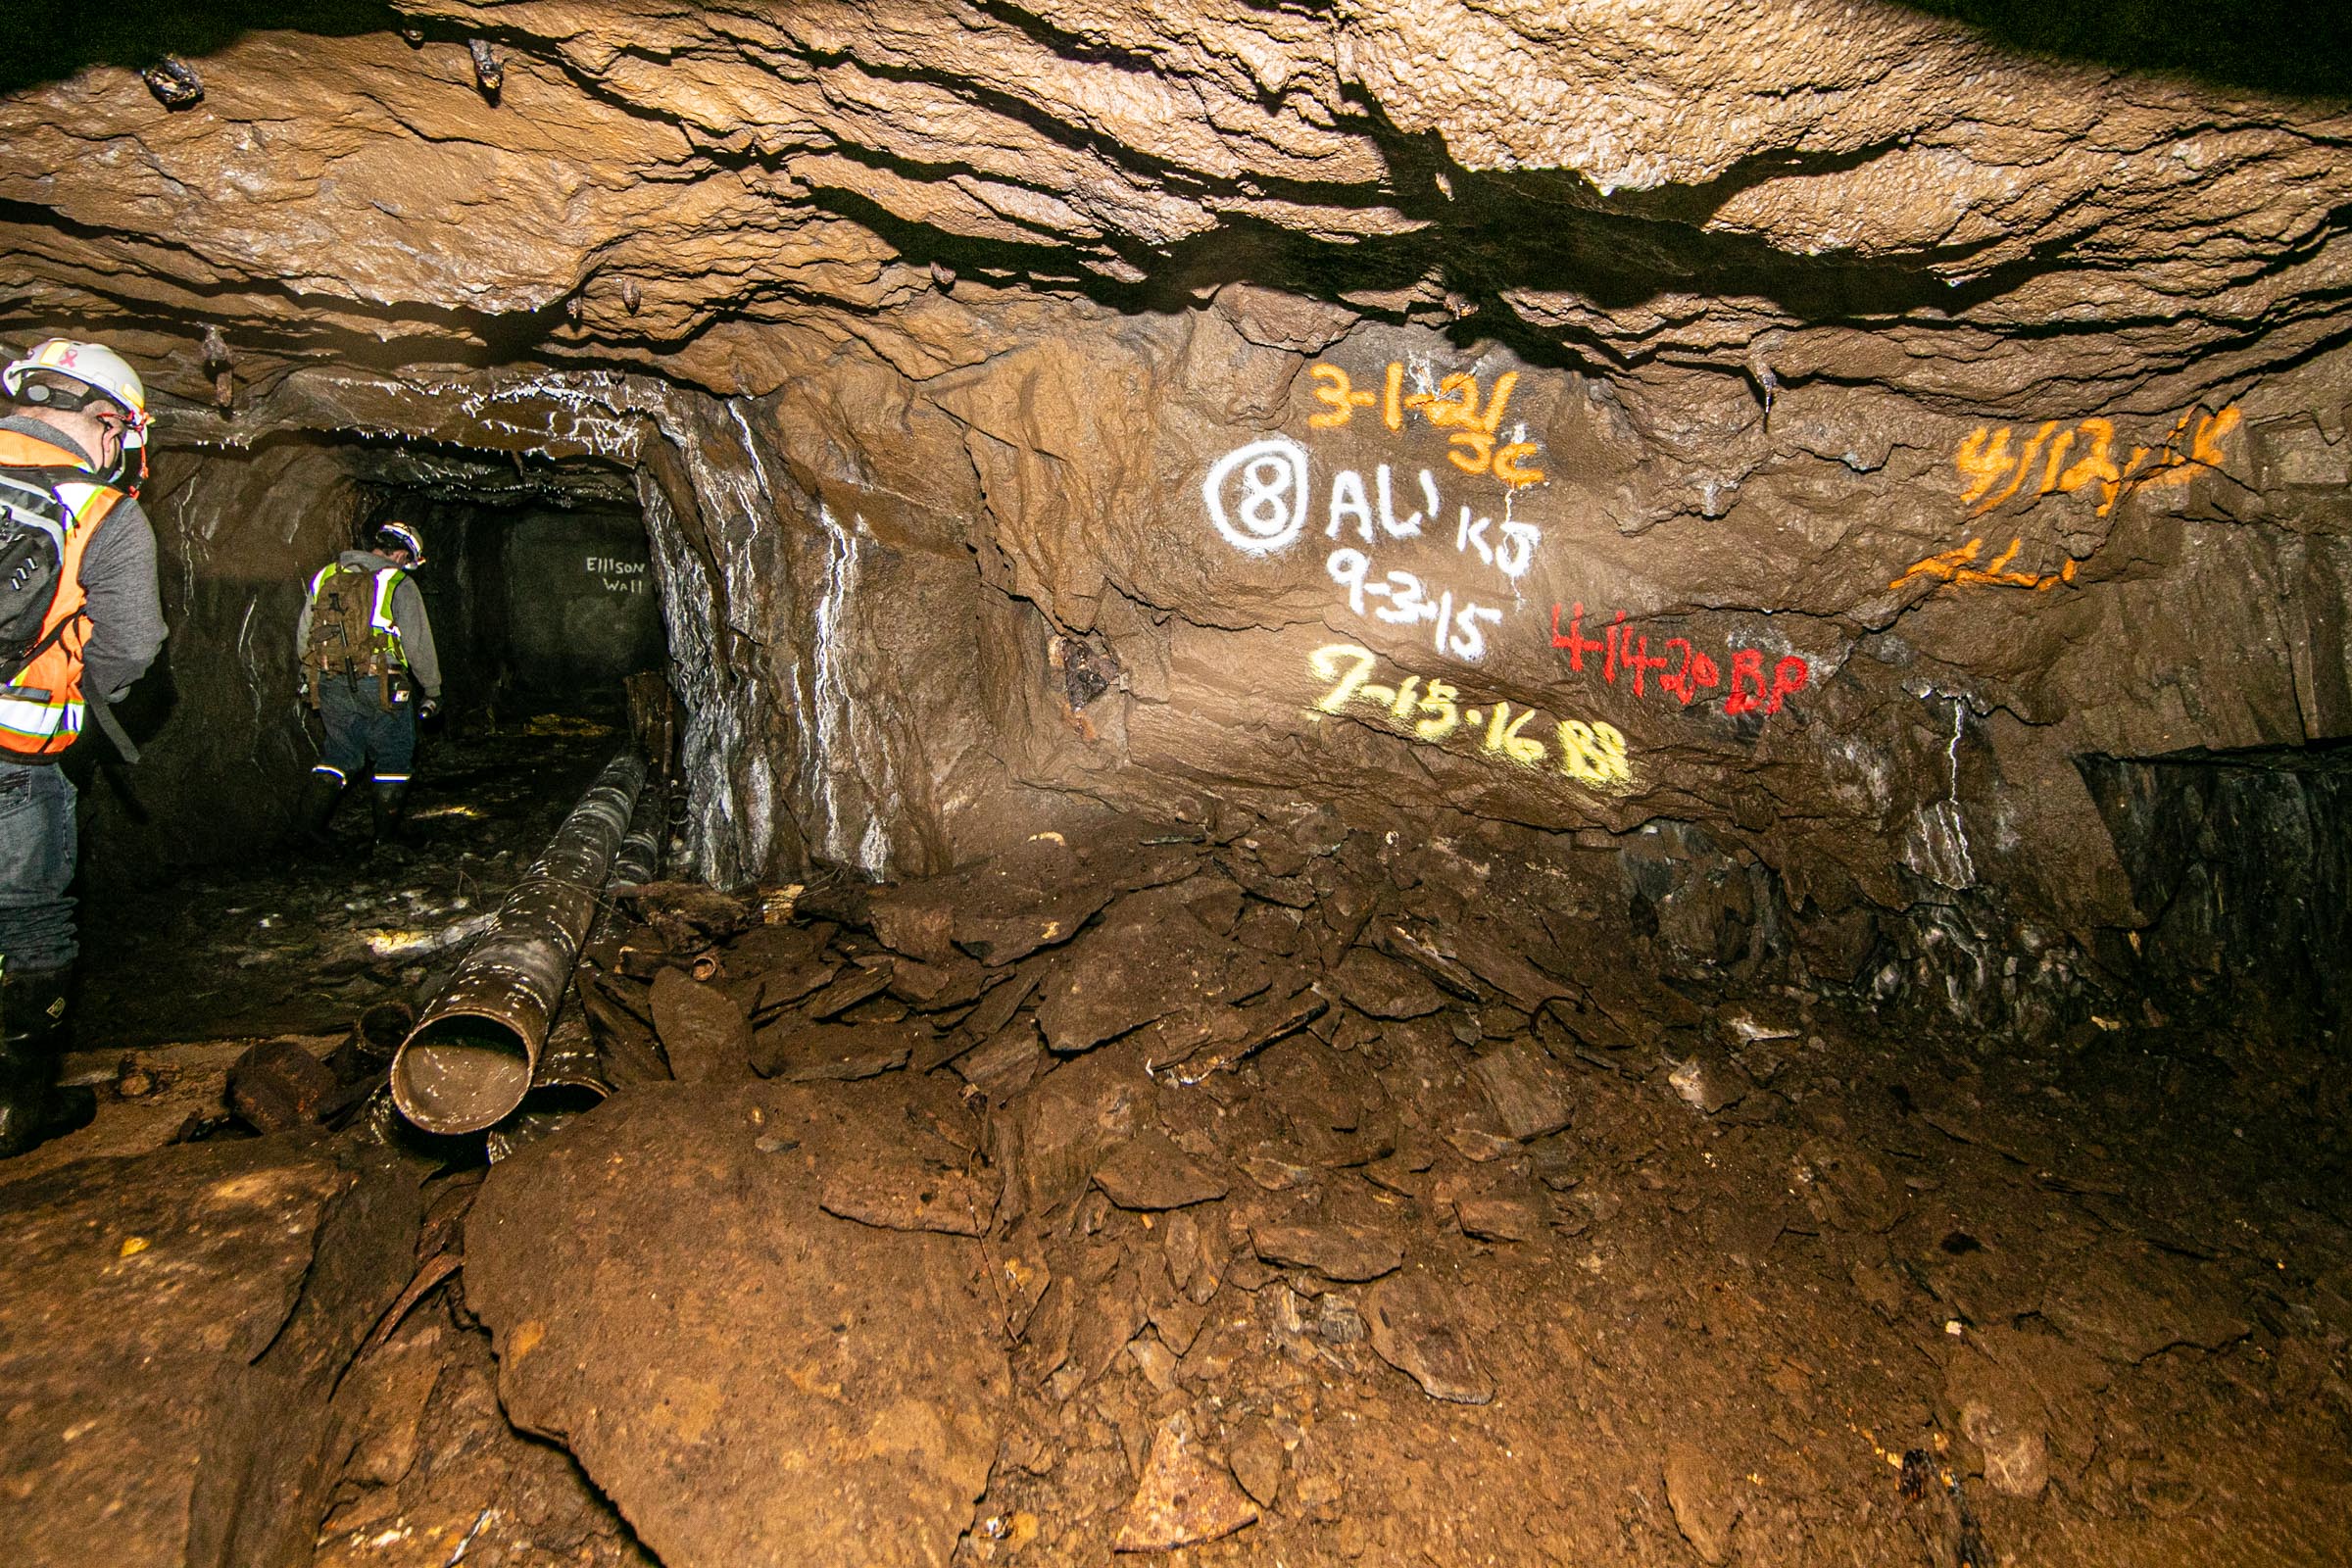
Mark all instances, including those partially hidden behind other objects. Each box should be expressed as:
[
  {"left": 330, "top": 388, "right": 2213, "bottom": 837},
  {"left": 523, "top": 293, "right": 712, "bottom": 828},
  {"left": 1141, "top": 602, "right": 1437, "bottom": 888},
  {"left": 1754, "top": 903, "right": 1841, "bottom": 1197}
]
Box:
[{"left": 1202, "top": 437, "right": 1309, "bottom": 556}]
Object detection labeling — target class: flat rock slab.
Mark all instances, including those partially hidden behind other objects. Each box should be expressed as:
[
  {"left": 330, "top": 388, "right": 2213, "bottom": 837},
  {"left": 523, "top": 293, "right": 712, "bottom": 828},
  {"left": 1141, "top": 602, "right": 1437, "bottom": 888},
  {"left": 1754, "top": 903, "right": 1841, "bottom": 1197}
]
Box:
[
  {"left": 956, "top": 1020, "right": 1046, "bottom": 1100},
  {"left": 1331, "top": 949, "right": 1446, "bottom": 1018},
  {"left": 0, "top": 1139, "right": 354, "bottom": 1567},
  {"left": 1455, "top": 1196, "right": 1542, "bottom": 1243},
  {"left": 821, "top": 1161, "right": 999, "bottom": 1237},
  {"left": 869, "top": 836, "right": 1200, "bottom": 969},
  {"left": 1033, "top": 881, "right": 1246, "bottom": 1054},
  {"left": 650, "top": 967, "right": 754, "bottom": 1083},
  {"left": 1469, "top": 1041, "right": 1574, "bottom": 1140},
  {"left": 2039, "top": 1241, "right": 2251, "bottom": 1363},
  {"left": 1114, "top": 1415, "right": 1258, "bottom": 1552},
  {"left": 1251, "top": 1221, "right": 1403, "bottom": 1282},
  {"left": 1094, "top": 1130, "right": 1229, "bottom": 1209},
  {"left": 466, "top": 1078, "right": 1008, "bottom": 1568},
  {"left": 999, "top": 1043, "right": 1154, "bottom": 1215},
  {"left": 751, "top": 1020, "right": 919, "bottom": 1081},
  {"left": 1662, "top": 1440, "right": 1742, "bottom": 1565},
  {"left": 800, "top": 962, "right": 895, "bottom": 1021},
  {"left": 1364, "top": 1271, "right": 1494, "bottom": 1404}
]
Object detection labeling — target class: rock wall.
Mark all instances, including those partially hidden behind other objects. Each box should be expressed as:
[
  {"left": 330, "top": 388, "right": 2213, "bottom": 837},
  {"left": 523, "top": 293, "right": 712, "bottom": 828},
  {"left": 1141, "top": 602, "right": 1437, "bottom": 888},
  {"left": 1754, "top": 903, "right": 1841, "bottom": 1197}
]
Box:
[
  {"left": 3, "top": 0, "right": 2348, "bottom": 1023},
  {"left": 80, "top": 439, "right": 369, "bottom": 880},
  {"left": 499, "top": 508, "right": 663, "bottom": 698}
]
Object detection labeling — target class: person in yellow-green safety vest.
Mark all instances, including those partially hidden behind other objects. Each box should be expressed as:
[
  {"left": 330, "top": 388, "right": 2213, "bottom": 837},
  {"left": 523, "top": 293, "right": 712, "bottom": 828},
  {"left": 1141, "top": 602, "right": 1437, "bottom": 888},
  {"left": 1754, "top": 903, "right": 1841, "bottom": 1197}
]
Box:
[
  {"left": 295, "top": 519, "right": 443, "bottom": 852},
  {"left": 0, "top": 336, "right": 167, "bottom": 1158}
]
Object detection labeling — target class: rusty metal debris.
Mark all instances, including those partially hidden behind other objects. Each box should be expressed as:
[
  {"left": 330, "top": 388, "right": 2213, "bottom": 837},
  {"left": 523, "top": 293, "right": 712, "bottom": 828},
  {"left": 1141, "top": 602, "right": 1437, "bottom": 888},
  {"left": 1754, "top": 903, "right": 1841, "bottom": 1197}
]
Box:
[
  {"left": 392, "top": 750, "right": 646, "bottom": 1134},
  {"left": 468, "top": 39, "right": 504, "bottom": 99},
  {"left": 140, "top": 59, "right": 204, "bottom": 109}
]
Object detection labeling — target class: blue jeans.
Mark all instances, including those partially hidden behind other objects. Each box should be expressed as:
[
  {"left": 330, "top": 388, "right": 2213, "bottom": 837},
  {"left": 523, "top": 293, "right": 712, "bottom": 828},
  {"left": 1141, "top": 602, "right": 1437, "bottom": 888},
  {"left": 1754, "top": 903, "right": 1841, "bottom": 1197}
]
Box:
[
  {"left": 0, "top": 760, "right": 77, "bottom": 973},
  {"left": 316, "top": 674, "right": 417, "bottom": 784}
]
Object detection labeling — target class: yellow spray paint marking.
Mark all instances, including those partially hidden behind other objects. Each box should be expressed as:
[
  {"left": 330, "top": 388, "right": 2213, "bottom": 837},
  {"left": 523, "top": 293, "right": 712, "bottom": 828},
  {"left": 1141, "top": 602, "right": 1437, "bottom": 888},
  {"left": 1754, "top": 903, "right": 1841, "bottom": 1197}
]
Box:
[
  {"left": 1954, "top": 404, "right": 2240, "bottom": 518},
  {"left": 1306, "top": 360, "right": 1546, "bottom": 486},
  {"left": 1890, "top": 535, "right": 2080, "bottom": 594},
  {"left": 1307, "top": 643, "right": 1635, "bottom": 793},
  {"left": 119, "top": 1236, "right": 149, "bottom": 1258},
  {"left": 508, "top": 1319, "right": 546, "bottom": 1361}
]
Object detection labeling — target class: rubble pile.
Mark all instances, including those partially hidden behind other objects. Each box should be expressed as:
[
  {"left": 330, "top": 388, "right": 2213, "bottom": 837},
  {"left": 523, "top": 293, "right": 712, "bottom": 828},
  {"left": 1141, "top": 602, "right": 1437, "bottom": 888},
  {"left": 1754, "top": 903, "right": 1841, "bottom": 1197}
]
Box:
[
  {"left": 416, "top": 819, "right": 2347, "bottom": 1565},
  {"left": 4, "top": 811, "right": 2348, "bottom": 1566}
]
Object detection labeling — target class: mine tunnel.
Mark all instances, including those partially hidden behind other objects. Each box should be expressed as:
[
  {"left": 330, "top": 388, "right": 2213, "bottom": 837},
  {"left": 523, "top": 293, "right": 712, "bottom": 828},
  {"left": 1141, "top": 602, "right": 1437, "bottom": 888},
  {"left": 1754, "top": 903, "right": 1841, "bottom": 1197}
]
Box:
[{"left": 1, "top": 2, "right": 2349, "bottom": 1565}]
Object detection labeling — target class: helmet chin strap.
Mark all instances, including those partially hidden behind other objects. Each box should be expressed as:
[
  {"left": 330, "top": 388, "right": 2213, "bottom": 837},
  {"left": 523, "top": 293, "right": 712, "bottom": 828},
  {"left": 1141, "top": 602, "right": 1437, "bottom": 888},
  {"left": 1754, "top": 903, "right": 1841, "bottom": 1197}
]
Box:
[{"left": 114, "top": 436, "right": 149, "bottom": 498}]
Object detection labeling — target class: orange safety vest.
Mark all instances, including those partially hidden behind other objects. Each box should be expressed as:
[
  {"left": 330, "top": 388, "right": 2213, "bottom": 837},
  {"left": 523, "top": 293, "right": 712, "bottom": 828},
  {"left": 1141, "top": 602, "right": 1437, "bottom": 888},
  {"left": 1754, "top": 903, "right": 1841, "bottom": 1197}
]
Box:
[{"left": 0, "top": 430, "right": 125, "bottom": 760}]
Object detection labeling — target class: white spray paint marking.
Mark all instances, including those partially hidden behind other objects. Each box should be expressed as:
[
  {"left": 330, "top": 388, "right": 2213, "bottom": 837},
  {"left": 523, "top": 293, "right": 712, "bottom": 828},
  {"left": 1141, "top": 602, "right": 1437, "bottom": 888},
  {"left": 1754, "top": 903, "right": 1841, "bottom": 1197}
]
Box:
[{"left": 1202, "top": 437, "right": 1309, "bottom": 555}]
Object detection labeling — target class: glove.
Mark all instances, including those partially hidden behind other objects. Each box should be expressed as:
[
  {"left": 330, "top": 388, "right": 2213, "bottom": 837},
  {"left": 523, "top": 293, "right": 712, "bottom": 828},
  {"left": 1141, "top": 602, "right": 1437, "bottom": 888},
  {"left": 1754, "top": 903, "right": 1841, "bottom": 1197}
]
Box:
[{"left": 418, "top": 696, "right": 440, "bottom": 721}]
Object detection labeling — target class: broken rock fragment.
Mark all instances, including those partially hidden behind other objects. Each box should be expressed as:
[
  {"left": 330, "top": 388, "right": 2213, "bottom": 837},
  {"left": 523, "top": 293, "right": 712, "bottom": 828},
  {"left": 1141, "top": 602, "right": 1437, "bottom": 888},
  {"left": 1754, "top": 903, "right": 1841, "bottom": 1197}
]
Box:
[
  {"left": 1251, "top": 1222, "right": 1402, "bottom": 1282},
  {"left": 800, "top": 961, "right": 896, "bottom": 1021},
  {"left": 1032, "top": 880, "right": 1245, "bottom": 1054},
  {"left": 1667, "top": 1052, "right": 1744, "bottom": 1115},
  {"left": 956, "top": 1019, "right": 1047, "bottom": 1101},
  {"left": 820, "top": 1162, "right": 998, "bottom": 1237},
  {"left": 999, "top": 1043, "right": 1152, "bottom": 1214},
  {"left": 1662, "top": 1441, "right": 1743, "bottom": 1565},
  {"left": 1363, "top": 1271, "right": 1493, "bottom": 1404},
  {"left": 1468, "top": 1041, "right": 1575, "bottom": 1140},
  {"left": 1093, "top": 1130, "right": 1229, "bottom": 1210},
  {"left": 650, "top": 966, "right": 754, "bottom": 1083},
  {"left": 1226, "top": 1418, "right": 1286, "bottom": 1508},
  {"left": 751, "top": 1021, "right": 916, "bottom": 1082},
  {"left": 465, "top": 1079, "right": 1005, "bottom": 1568},
  {"left": 1330, "top": 949, "right": 1446, "bottom": 1018},
  {"left": 1113, "top": 1414, "right": 1259, "bottom": 1552},
  {"left": 1454, "top": 1196, "right": 1542, "bottom": 1243}
]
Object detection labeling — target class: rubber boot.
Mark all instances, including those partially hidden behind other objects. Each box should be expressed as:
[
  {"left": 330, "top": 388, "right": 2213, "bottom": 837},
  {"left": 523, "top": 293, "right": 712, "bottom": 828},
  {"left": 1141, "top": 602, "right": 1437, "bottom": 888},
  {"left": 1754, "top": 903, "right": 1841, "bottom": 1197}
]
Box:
[
  {"left": 370, "top": 779, "right": 416, "bottom": 850},
  {"left": 297, "top": 770, "right": 346, "bottom": 852},
  {"left": 0, "top": 964, "right": 94, "bottom": 1160}
]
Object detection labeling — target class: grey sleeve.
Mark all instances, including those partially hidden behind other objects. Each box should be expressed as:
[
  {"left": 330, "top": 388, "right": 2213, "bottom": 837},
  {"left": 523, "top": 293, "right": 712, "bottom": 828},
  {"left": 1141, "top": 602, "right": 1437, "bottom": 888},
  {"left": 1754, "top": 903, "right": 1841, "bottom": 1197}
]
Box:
[
  {"left": 391, "top": 576, "right": 442, "bottom": 698},
  {"left": 295, "top": 585, "right": 314, "bottom": 678},
  {"left": 76, "top": 497, "right": 168, "bottom": 699}
]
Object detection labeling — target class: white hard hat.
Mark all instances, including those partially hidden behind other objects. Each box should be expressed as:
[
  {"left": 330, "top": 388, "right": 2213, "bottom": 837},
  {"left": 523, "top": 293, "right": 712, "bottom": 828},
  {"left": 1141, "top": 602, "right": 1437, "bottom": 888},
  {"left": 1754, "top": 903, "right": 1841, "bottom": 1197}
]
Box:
[
  {"left": 2, "top": 338, "right": 151, "bottom": 434},
  {"left": 375, "top": 520, "right": 428, "bottom": 564}
]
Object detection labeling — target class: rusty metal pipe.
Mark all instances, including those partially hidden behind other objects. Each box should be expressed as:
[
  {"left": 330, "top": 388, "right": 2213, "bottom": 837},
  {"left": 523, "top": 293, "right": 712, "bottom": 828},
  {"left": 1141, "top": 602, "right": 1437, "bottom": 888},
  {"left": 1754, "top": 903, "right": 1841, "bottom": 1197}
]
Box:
[
  {"left": 391, "top": 750, "right": 647, "bottom": 1134},
  {"left": 603, "top": 779, "right": 666, "bottom": 901},
  {"left": 484, "top": 779, "right": 672, "bottom": 1161}
]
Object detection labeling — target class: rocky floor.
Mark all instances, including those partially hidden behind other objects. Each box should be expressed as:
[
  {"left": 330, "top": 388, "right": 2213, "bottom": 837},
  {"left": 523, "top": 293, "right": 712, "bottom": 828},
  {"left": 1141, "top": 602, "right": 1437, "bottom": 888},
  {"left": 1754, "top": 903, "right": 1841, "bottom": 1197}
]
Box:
[{"left": 5, "top": 771, "right": 2350, "bottom": 1567}]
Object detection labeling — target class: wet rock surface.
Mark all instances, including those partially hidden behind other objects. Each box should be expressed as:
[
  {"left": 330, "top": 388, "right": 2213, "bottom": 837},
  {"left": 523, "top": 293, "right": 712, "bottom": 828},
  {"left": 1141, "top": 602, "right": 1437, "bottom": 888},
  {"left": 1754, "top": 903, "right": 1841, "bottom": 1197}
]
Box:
[
  {"left": 0, "top": 1138, "right": 420, "bottom": 1567},
  {"left": 0, "top": 4, "right": 2343, "bottom": 1065},
  {"left": 74, "top": 726, "right": 620, "bottom": 1050}
]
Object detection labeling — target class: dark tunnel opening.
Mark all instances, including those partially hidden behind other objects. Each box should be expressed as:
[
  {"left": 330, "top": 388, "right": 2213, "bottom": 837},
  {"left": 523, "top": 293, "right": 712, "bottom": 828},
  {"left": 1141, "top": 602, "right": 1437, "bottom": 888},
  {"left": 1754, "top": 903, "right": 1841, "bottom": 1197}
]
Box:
[
  {"left": 56, "top": 430, "right": 683, "bottom": 1054},
  {"left": 355, "top": 485, "right": 667, "bottom": 728}
]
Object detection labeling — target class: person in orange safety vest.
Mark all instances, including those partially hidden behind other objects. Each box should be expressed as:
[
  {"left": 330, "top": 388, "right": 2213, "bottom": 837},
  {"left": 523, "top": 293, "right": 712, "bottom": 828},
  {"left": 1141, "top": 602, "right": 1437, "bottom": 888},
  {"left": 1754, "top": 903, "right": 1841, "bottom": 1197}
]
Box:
[{"left": 0, "top": 337, "right": 166, "bottom": 1157}]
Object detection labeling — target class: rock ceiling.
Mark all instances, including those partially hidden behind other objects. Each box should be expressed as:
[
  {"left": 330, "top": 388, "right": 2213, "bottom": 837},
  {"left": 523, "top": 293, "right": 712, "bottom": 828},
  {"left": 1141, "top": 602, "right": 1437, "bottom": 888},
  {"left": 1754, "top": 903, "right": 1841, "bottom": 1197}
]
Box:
[{"left": 4, "top": 0, "right": 2349, "bottom": 410}]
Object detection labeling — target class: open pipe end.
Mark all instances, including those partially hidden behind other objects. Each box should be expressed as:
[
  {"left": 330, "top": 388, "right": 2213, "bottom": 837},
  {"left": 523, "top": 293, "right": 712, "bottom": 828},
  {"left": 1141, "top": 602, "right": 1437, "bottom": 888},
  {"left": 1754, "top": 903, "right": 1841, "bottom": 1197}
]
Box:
[{"left": 392, "top": 1011, "right": 536, "bottom": 1135}]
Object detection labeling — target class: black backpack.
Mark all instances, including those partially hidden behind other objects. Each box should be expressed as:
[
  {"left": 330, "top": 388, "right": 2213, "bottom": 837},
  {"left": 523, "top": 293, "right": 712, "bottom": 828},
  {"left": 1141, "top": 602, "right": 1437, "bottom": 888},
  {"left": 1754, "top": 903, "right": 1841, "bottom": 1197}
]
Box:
[{"left": 0, "top": 466, "right": 72, "bottom": 684}]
